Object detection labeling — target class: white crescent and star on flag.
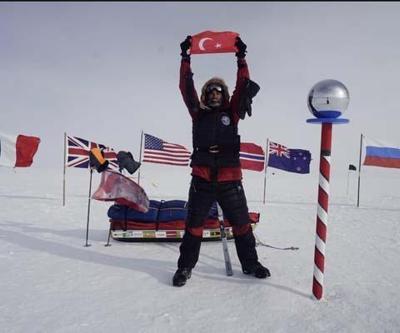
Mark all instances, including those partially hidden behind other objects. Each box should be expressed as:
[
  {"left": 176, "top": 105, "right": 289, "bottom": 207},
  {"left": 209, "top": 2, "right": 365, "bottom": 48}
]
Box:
[{"left": 198, "top": 37, "right": 222, "bottom": 51}]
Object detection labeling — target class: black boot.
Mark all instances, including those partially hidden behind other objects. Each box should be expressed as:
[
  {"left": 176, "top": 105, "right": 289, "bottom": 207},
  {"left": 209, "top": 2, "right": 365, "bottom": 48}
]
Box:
[
  {"left": 172, "top": 268, "right": 192, "bottom": 287},
  {"left": 242, "top": 261, "right": 271, "bottom": 279},
  {"left": 234, "top": 228, "right": 271, "bottom": 279},
  {"left": 173, "top": 230, "right": 202, "bottom": 287}
]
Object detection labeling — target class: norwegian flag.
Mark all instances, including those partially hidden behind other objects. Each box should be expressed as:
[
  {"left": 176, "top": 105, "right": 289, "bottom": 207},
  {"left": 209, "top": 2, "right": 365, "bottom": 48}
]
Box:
[
  {"left": 66, "top": 135, "right": 118, "bottom": 170},
  {"left": 239, "top": 142, "right": 265, "bottom": 172}
]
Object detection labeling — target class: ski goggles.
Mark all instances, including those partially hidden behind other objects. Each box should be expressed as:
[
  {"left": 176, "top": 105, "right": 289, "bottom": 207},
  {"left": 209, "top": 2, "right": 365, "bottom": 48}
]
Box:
[{"left": 205, "top": 84, "right": 224, "bottom": 94}]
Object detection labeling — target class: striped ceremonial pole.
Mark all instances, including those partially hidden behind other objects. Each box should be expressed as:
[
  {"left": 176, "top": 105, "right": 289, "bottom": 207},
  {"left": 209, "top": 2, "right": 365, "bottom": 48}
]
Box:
[
  {"left": 313, "top": 123, "right": 332, "bottom": 299},
  {"left": 307, "top": 79, "right": 350, "bottom": 300}
]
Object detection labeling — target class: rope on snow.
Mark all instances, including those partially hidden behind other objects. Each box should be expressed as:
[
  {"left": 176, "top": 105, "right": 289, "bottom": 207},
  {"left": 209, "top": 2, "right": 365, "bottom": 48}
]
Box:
[{"left": 254, "top": 232, "right": 299, "bottom": 251}]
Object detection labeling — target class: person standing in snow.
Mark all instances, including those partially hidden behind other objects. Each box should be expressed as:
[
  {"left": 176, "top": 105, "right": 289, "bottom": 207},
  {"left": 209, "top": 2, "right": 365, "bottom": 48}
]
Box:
[{"left": 173, "top": 35, "right": 271, "bottom": 287}]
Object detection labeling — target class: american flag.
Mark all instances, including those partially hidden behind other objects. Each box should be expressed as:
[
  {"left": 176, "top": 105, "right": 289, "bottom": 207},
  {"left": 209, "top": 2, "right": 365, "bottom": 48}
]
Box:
[
  {"left": 143, "top": 133, "right": 191, "bottom": 166},
  {"left": 239, "top": 142, "right": 265, "bottom": 172},
  {"left": 66, "top": 135, "right": 118, "bottom": 170}
]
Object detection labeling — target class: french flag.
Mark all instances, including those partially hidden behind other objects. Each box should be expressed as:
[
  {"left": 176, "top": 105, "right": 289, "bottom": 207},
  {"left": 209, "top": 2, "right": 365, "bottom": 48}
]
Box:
[
  {"left": 0, "top": 132, "right": 41, "bottom": 168},
  {"left": 239, "top": 142, "right": 265, "bottom": 172},
  {"left": 363, "top": 137, "right": 400, "bottom": 169}
]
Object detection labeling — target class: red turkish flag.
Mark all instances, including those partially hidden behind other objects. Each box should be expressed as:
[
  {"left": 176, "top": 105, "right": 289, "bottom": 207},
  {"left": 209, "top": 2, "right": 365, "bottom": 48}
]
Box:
[{"left": 190, "top": 31, "right": 239, "bottom": 54}]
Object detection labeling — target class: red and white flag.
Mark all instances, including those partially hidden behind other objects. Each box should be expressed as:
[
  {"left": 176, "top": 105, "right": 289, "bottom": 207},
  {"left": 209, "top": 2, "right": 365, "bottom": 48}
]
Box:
[
  {"left": 191, "top": 31, "right": 239, "bottom": 54},
  {"left": 92, "top": 170, "right": 149, "bottom": 212},
  {"left": 239, "top": 142, "right": 265, "bottom": 172},
  {"left": 0, "top": 132, "right": 40, "bottom": 167}
]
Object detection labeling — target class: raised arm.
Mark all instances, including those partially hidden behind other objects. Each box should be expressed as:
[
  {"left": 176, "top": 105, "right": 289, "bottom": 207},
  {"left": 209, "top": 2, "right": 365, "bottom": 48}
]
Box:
[
  {"left": 179, "top": 36, "right": 200, "bottom": 118},
  {"left": 230, "top": 37, "right": 250, "bottom": 123}
]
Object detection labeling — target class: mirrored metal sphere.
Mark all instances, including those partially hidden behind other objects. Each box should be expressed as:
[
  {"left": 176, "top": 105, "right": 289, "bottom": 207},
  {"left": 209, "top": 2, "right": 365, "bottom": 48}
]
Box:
[{"left": 308, "top": 79, "right": 350, "bottom": 119}]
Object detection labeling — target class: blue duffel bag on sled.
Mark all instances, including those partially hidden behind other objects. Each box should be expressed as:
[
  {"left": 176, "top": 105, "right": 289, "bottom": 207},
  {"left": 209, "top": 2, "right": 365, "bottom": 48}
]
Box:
[
  {"left": 158, "top": 200, "right": 188, "bottom": 221},
  {"left": 108, "top": 200, "right": 161, "bottom": 222}
]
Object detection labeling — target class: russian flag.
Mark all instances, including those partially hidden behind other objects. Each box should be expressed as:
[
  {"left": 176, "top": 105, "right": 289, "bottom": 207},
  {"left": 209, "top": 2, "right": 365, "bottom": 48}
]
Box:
[
  {"left": 363, "top": 138, "right": 400, "bottom": 169},
  {"left": 0, "top": 132, "right": 41, "bottom": 168},
  {"left": 239, "top": 142, "right": 265, "bottom": 172}
]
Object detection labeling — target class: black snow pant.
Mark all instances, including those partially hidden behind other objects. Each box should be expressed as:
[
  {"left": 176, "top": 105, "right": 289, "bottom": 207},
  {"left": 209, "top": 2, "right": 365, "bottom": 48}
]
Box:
[{"left": 177, "top": 176, "right": 259, "bottom": 270}]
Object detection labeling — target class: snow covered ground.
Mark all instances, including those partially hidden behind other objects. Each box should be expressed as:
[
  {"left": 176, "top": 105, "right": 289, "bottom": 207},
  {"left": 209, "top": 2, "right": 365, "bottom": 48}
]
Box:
[{"left": 0, "top": 166, "right": 399, "bottom": 333}]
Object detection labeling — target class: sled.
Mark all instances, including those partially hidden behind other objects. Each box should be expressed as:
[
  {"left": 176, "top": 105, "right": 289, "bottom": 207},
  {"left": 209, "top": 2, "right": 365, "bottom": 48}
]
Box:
[{"left": 108, "top": 208, "right": 260, "bottom": 242}]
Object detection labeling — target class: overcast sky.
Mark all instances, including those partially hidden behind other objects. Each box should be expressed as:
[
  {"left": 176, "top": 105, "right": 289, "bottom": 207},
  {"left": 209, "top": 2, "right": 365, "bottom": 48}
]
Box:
[{"left": 1, "top": 2, "right": 400, "bottom": 174}]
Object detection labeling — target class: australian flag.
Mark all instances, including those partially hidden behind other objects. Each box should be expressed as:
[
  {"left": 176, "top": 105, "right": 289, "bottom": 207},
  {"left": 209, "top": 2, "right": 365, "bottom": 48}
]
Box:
[{"left": 268, "top": 141, "right": 311, "bottom": 174}]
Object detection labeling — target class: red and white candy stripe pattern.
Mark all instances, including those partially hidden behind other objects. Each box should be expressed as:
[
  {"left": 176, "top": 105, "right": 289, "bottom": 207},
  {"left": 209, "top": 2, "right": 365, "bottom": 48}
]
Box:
[{"left": 313, "top": 123, "right": 332, "bottom": 300}]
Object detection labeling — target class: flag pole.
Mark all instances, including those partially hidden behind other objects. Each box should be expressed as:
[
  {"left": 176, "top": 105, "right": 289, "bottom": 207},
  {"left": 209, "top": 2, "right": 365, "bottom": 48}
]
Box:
[
  {"left": 63, "top": 132, "right": 67, "bottom": 206},
  {"left": 84, "top": 168, "right": 94, "bottom": 247},
  {"left": 356, "top": 133, "right": 363, "bottom": 207},
  {"left": 263, "top": 138, "right": 270, "bottom": 204},
  {"left": 137, "top": 130, "right": 144, "bottom": 185}
]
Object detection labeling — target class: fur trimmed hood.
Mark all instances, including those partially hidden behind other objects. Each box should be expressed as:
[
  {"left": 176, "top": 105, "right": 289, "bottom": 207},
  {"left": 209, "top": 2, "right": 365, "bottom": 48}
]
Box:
[{"left": 200, "top": 77, "right": 230, "bottom": 109}]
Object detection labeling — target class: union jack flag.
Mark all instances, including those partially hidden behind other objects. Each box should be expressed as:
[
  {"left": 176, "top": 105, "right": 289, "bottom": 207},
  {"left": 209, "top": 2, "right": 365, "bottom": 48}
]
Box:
[
  {"left": 269, "top": 142, "right": 290, "bottom": 158},
  {"left": 66, "top": 135, "right": 118, "bottom": 170}
]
